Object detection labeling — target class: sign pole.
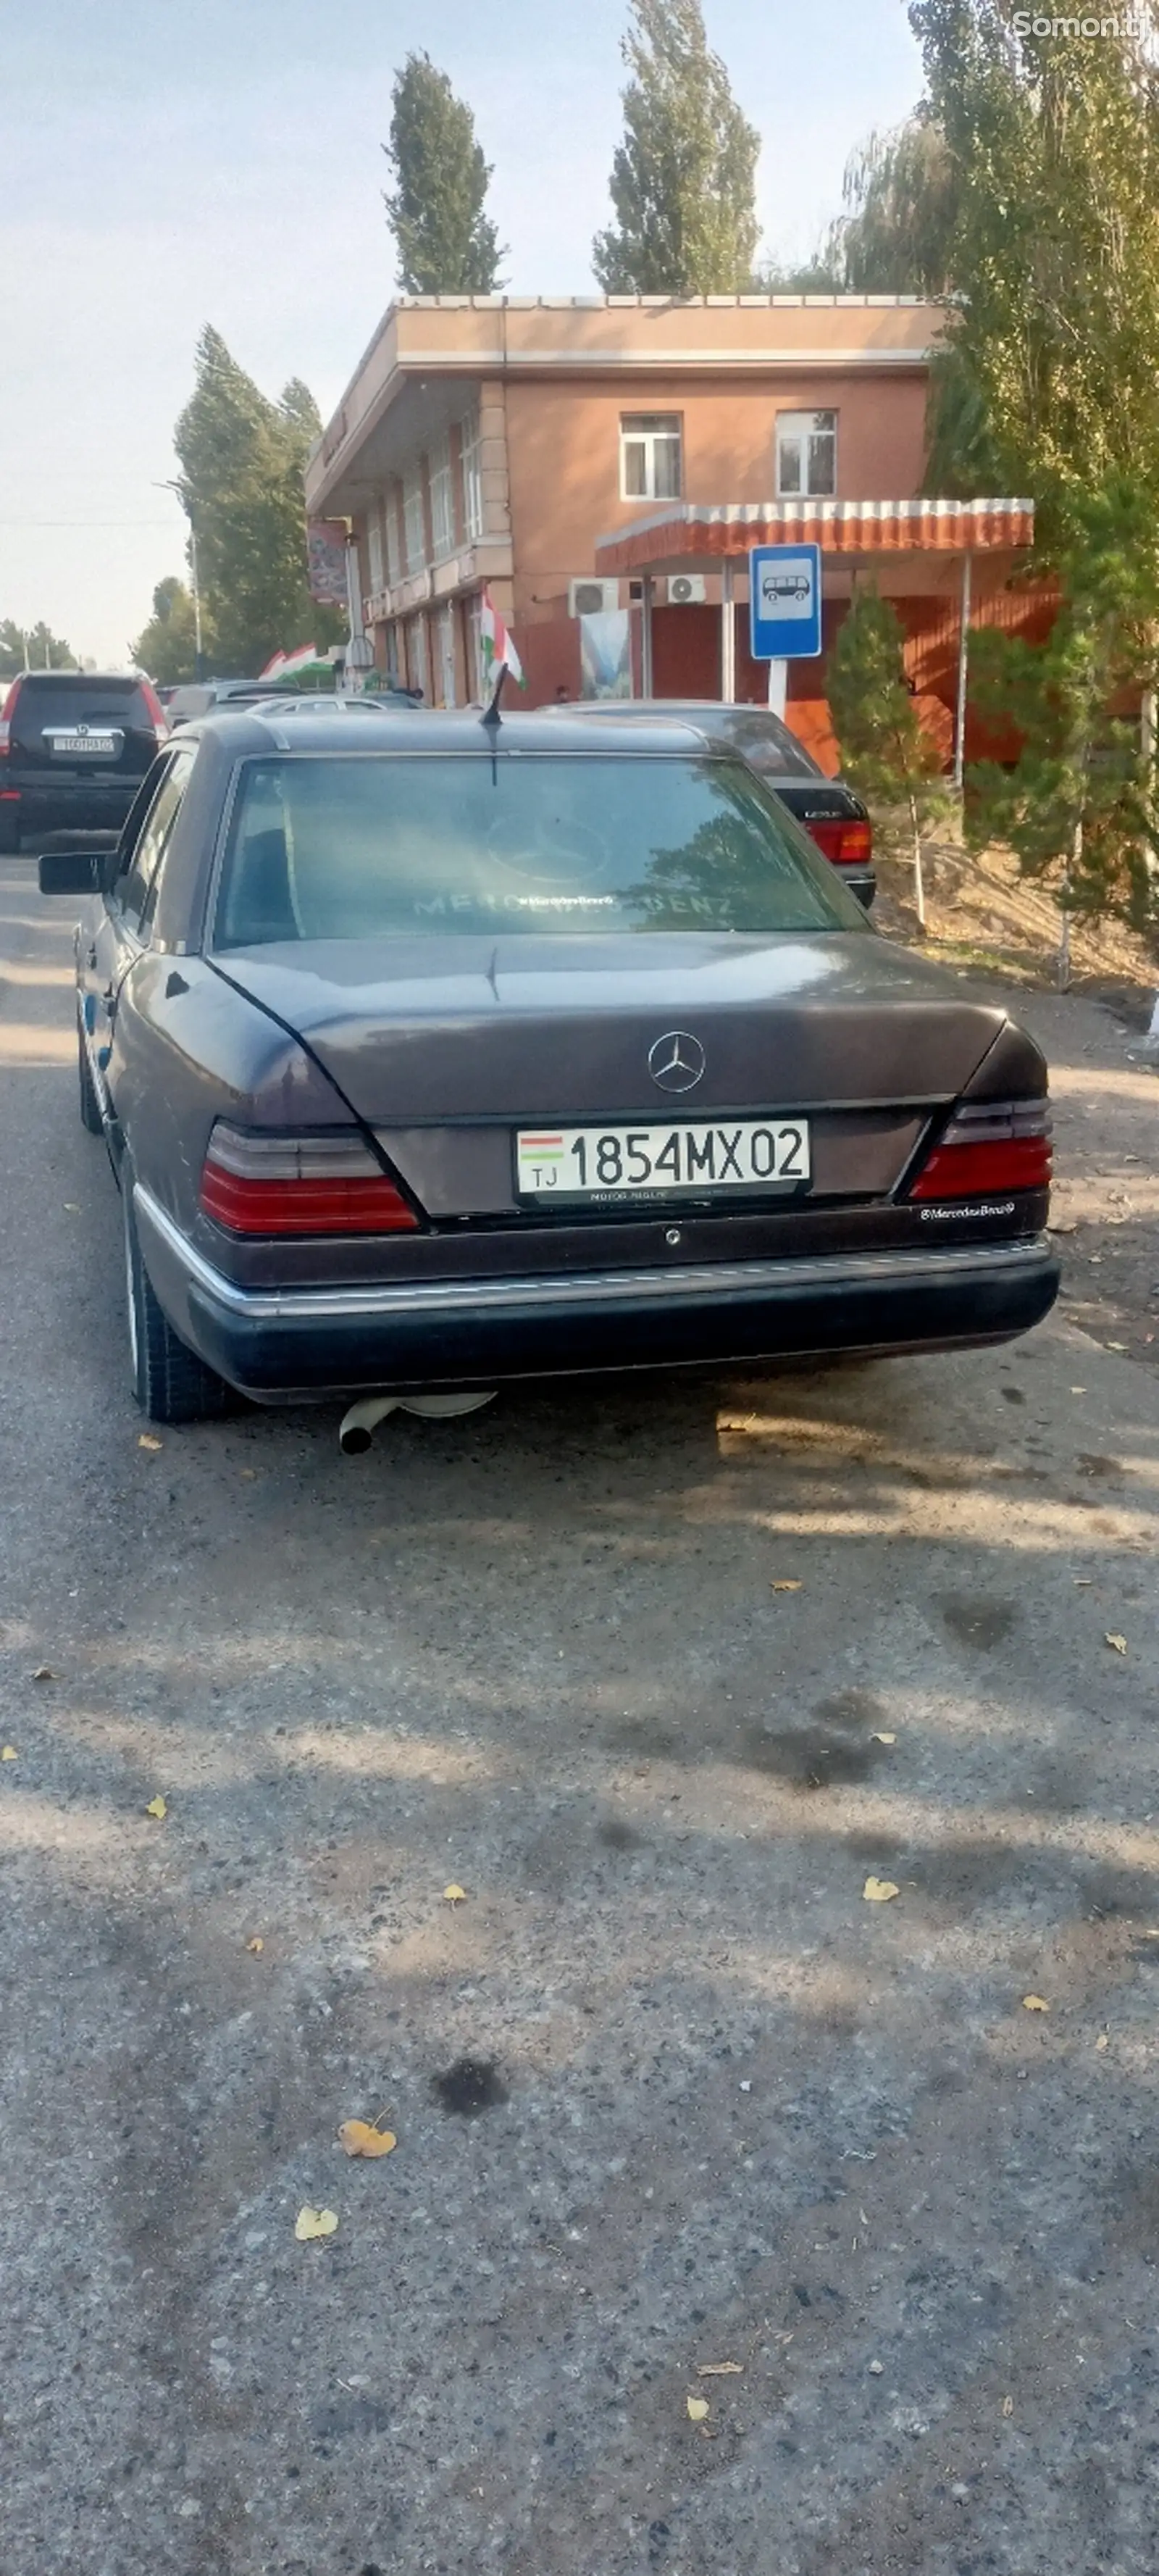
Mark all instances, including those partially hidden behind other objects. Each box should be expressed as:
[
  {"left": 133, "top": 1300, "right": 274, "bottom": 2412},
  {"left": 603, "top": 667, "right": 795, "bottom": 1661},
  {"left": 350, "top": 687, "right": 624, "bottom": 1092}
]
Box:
[
  {"left": 720, "top": 557, "right": 735, "bottom": 701},
  {"left": 766, "top": 660, "right": 787, "bottom": 717}
]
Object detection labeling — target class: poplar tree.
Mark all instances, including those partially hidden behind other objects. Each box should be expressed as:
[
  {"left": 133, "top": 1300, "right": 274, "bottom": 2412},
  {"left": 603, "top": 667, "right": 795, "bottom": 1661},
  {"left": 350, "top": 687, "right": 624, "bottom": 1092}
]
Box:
[
  {"left": 593, "top": 0, "right": 759, "bottom": 296},
  {"left": 382, "top": 53, "right": 504, "bottom": 295}
]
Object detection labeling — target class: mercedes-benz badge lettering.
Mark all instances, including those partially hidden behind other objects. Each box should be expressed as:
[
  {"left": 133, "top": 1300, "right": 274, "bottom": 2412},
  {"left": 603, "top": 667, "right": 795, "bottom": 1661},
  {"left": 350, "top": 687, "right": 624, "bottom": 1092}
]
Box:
[{"left": 648, "top": 1032, "right": 706, "bottom": 1093}]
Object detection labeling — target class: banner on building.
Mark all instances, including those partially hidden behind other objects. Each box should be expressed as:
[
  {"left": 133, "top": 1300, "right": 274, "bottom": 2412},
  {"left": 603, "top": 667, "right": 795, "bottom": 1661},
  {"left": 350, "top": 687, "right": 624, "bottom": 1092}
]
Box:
[
  {"left": 580, "top": 608, "right": 631, "bottom": 700},
  {"left": 307, "top": 518, "right": 350, "bottom": 607}
]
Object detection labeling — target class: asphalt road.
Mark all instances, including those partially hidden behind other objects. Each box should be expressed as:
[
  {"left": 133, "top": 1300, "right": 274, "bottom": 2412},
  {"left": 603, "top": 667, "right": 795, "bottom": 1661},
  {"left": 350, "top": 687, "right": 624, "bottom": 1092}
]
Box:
[{"left": 2, "top": 854, "right": 1159, "bottom": 2576}]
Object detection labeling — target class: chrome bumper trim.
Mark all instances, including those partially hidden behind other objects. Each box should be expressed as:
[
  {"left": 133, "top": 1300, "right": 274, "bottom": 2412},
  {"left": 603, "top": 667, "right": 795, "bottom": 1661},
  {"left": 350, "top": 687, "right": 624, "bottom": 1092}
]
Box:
[{"left": 135, "top": 1184, "right": 1054, "bottom": 1327}]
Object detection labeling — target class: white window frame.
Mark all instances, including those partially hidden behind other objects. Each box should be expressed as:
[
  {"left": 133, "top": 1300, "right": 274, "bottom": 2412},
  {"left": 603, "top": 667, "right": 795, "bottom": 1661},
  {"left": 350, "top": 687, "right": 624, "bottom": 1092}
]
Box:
[
  {"left": 367, "top": 501, "right": 385, "bottom": 598},
  {"left": 775, "top": 410, "right": 837, "bottom": 500},
  {"left": 384, "top": 488, "right": 401, "bottom": 590},
  {"left": 461, "top": 414, "right": 483, "bottom": 543},
  {"left": 403, "top": 466, "right": 426, "bottom": 575},
  {"left": 429, "top": 435, "right": 454, "bottom": 562},
  {"left": 619, "top": 414, "right": 682, "bottom": 503}
]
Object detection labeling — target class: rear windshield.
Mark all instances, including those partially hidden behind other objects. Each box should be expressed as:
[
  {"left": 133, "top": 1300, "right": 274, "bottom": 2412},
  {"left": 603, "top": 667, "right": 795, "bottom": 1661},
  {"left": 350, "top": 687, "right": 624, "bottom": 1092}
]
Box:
[
  {"left": 12, "top": 675, "right": 151, "bottom": 730},
  {"left": 720, "top": 711, "right": 821, "bottom": 779},
  {"left": 214, "top": 752, "right": 869, "bottom": 949}
]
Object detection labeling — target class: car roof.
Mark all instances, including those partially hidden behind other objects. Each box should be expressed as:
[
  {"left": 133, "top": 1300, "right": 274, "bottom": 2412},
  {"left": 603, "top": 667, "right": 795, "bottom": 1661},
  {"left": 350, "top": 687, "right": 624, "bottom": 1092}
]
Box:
[{"left": 191, "top": 706, "right": 720, "bottom": 755}]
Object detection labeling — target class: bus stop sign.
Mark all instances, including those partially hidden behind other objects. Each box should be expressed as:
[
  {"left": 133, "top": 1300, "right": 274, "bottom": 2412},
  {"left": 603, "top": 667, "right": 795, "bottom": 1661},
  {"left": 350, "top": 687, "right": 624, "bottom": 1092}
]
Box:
[{"left": 748, "top": 543, "right": 822, "bottom": 661}]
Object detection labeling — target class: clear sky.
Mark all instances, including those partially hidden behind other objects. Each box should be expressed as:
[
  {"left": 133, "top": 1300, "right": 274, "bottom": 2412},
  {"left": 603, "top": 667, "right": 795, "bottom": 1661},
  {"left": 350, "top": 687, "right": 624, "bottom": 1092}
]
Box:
[{"left": 0, "top": 0, "right": 924, "bottom": 666}]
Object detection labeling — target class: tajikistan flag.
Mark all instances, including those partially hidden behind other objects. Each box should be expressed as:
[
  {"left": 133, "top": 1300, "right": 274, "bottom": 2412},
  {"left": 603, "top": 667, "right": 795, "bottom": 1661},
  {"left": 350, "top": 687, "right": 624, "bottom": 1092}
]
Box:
[
  {"left": 479, "top": 588, "right": 524, "bottom": 690},
  {"left": 259, "top": 642, "right": 320, "bottom": 682}
]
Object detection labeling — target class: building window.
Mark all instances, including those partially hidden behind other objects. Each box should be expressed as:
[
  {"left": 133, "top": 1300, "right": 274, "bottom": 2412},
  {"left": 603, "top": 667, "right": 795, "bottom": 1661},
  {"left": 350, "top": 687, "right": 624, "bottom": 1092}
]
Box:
[
  {"left": 430, "top": 436, "right": 454, "bottom": 561},
  {"left": 403, "top": 466, "right": 426, "bottom": 575},
  {"left": 776, "top": 410, "right": 837, "bottom": 499},
  {"left": 461, "top": 415, "right": 483, "bottom": 542},
  {"left": 367, "top": 501, "right": 385, "bottom": 599},
  {"left": 384, "top": 488, "right": 401, "bottom": 590},
  {"left": 620, "top": 414, "right": 682, "bottom": 502}
]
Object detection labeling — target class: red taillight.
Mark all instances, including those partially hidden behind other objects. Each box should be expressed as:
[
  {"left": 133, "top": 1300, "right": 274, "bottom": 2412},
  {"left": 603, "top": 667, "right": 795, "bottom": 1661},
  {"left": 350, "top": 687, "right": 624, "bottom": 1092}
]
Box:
[
  {"left": 200, "top": 1125, "right": 418, "bottom": 1235},
  {"left": 805, "top": 817, "right": 873, "bottom": 869},
  {"left": 138, "top": 677, "right": 169, "bottom": 745},
  {"left": 910, "top": 1100, "right": 1053, "bottom": 1201},
  {"left": 0, "top": 675, "right": 20, "bottom": 758}
]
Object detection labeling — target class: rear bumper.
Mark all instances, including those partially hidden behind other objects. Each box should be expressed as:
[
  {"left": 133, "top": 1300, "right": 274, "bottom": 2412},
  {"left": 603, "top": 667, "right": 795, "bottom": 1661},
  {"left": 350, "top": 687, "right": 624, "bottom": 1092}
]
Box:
[
  {"left": 837, "top": 868, "right": 876, "bottom": 909},
  {"left": 135, "top": 1185, "right": 1060, "bottom": 1403},
  {"left": 5, "top": 775, "right": 140, "bottom": 835}
]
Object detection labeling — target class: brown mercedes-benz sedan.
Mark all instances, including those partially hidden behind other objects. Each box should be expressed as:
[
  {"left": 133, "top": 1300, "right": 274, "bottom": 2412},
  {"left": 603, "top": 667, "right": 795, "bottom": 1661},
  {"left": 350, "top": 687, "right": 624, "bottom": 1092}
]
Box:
[{"left": 39, "top": 704, "right": 1058, "bottom": 1425}]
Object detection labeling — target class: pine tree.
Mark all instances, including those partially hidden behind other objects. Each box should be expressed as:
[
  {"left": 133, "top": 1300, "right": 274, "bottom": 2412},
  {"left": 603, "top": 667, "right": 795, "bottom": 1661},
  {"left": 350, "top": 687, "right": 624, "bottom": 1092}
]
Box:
[
  {"left": 173, "top": 329, "right": 344, "bottom": 675},
  {"left": 826, "top": 588, "right": 947, "bottom": 930},
  {"left": 383, "top": 53, "right": 504, "bottom": 296},
  {"left": 593, "top": 0, "right": 759, "bottom": 296}
]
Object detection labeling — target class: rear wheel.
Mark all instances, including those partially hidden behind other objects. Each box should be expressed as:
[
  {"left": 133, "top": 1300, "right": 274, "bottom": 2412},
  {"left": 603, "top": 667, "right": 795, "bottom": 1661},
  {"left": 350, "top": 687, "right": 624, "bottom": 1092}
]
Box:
[
  {"left": 124, "top": 1185, "right": 235, "bottom": 1424},
  {"left": 78, "top": 1021, "right": 103, "bottom": 1134},
  {"left": 0, "top": 804, "right": 19, "bottom": 856}
]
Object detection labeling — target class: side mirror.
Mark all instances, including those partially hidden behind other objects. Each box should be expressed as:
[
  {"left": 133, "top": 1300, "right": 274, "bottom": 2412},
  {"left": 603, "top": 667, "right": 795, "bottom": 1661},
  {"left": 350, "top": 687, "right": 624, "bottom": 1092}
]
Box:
[{"left": 38, "top": 848, "right": 106, "bottom": 895}]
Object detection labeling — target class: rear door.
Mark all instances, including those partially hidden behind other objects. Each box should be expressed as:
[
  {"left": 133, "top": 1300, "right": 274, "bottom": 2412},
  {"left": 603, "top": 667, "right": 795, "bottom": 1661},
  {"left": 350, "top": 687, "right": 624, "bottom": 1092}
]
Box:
[
  {"left": 82, "top": 751, "right": 196, "bottom": 1116},
  {"left": 11, "top": 675, "right": 161, "bottom": 785}
]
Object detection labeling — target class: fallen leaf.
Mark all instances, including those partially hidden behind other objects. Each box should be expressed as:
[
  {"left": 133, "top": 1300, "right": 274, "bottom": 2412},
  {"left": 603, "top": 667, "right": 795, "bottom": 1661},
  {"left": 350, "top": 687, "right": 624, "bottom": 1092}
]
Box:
[
  {"left": 443, "top": 1883, "right": 467, "bottom": 1905},
  {"left": 697, "top": 2361, "right": 742, "bottom": 2377},
  {"left": 246, "top": 1935, "right": 264, "bottom": 1954},
  {"left": 1002, "top": 2394, "right": 1013, "bottom": 2417},
  {"left": 294, "top": 2206, "right": 339, "bottom": 2241},
  {"left": 338, "top": 2118, "right": 398, "bottom": 2159},
  {"left": 870, "top": 1730, "right": 897, "bottom": 1745},
  {"left": 145, "top": 1795, "right": 167, "bottom": 1820},
  {"left": 1, "top": 1746, "right": 17, "bottom": 1762},
  {"left": 1096, "top": 2033, "right": 1110, "bottom": 2051},
  {"left": 685, "top": 2396, "right": 710, "bottom": 2422},
  {"left": 30, "top": 1666, "right": 54, "bottom": 1682},
  {"left": 138, "top": 1433, "right": 163, "bottom": 1453},
  {"left": 863, "top": 1876, "right": 899, "bottom": 1904},
  {"left": 1107, "top": 1341, "right": 1129, "bottom": 1353},
  {"left": 770, "top": 1579, "right": 803, "bottom": 1593},
  {"left": 240, "top": 1468, "right": 256, "bottom": 1481},
  {"left": 1022, "top": 1995, "right": 1050, "bottom": 2012},
  {"left": 1105, "top": 1633, "right": 1128, "bottom": 1655}
]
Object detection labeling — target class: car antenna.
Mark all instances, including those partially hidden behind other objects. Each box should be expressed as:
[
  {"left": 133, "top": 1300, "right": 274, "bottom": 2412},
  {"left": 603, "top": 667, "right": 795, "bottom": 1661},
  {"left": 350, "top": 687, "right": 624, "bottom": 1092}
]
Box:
[{"left": 480, "top": 660, "right": 508, "bottom": 730}]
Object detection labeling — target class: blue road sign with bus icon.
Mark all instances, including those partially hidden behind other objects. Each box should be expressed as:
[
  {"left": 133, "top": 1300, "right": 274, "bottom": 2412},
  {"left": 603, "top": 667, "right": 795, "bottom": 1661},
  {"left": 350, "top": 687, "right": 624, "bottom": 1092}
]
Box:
[{"left": 748, "top": 543, "right": 822, "bottom": 661}]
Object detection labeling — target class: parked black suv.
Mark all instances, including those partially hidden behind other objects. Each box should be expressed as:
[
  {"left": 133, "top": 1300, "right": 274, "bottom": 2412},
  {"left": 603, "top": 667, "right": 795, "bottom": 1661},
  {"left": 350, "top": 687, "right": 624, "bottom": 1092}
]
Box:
[{"left": 0, "top": 671, "right": 167, "bottom": 852}]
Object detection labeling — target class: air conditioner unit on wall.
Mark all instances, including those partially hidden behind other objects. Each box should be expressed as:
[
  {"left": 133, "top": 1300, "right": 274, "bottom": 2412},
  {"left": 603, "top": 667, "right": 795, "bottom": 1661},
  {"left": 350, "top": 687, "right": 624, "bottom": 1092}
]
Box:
[
  {"left": 568, "top": 578, "right": 620, "bottom": 618},
  {"left": 665, "top": 573, "right": 707, "bottom": 606}
]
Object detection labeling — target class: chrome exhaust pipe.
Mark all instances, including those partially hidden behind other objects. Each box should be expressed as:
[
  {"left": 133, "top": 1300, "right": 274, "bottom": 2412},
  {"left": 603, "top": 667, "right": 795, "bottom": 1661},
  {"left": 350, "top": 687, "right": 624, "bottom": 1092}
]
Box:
[{"left": 338, "top": 1390, "right": 496, "bottom": 1453}]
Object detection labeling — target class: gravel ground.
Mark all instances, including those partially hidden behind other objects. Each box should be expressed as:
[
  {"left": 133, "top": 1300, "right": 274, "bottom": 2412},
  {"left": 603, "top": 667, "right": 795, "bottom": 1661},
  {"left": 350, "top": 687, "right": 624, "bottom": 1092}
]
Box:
[{"left": 2, "top": 859, "right": 1158, "bottom": 2576}]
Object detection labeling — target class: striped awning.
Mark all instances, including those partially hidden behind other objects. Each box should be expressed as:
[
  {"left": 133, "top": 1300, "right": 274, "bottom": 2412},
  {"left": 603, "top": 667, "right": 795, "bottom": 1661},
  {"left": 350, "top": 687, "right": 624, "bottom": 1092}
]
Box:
[{"left": 595, "top": 496, "right": 1034, "bottom": 573}]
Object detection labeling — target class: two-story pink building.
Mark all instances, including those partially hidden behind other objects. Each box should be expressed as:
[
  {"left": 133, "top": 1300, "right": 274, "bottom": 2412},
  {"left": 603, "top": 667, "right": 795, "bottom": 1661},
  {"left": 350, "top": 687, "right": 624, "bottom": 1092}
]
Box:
[{"left": 304, "top": 295, "right": 1033, "bottom": 771}]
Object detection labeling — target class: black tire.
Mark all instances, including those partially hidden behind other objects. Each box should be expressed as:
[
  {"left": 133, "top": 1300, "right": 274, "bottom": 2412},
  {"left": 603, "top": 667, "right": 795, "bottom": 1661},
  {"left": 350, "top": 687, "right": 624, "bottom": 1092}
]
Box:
[
  {"left": 0, "top": 805, "right": 19, "bottom": 856},
  {"left": 78, "top": 1021, "right": 104, "bottom": 1135},
  {"left": 124, "top": 1184, "right": 235, "bottom": 1424}
]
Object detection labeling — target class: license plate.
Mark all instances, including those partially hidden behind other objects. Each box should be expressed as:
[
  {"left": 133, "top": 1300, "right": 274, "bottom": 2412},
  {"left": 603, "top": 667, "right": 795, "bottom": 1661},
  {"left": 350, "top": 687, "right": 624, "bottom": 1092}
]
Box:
[
  {"left": 51, "top": 733, "right": 116, "bottom": 757},
  {"left": 516, "top": 1118, "right": 811, "bottom": 1201}
]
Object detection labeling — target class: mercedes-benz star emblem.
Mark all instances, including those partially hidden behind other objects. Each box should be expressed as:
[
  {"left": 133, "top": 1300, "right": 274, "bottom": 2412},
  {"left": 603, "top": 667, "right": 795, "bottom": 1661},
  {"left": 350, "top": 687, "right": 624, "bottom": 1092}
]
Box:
[{"left": 648, "top": 1031, "right": 706, "bottom": 1093}]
